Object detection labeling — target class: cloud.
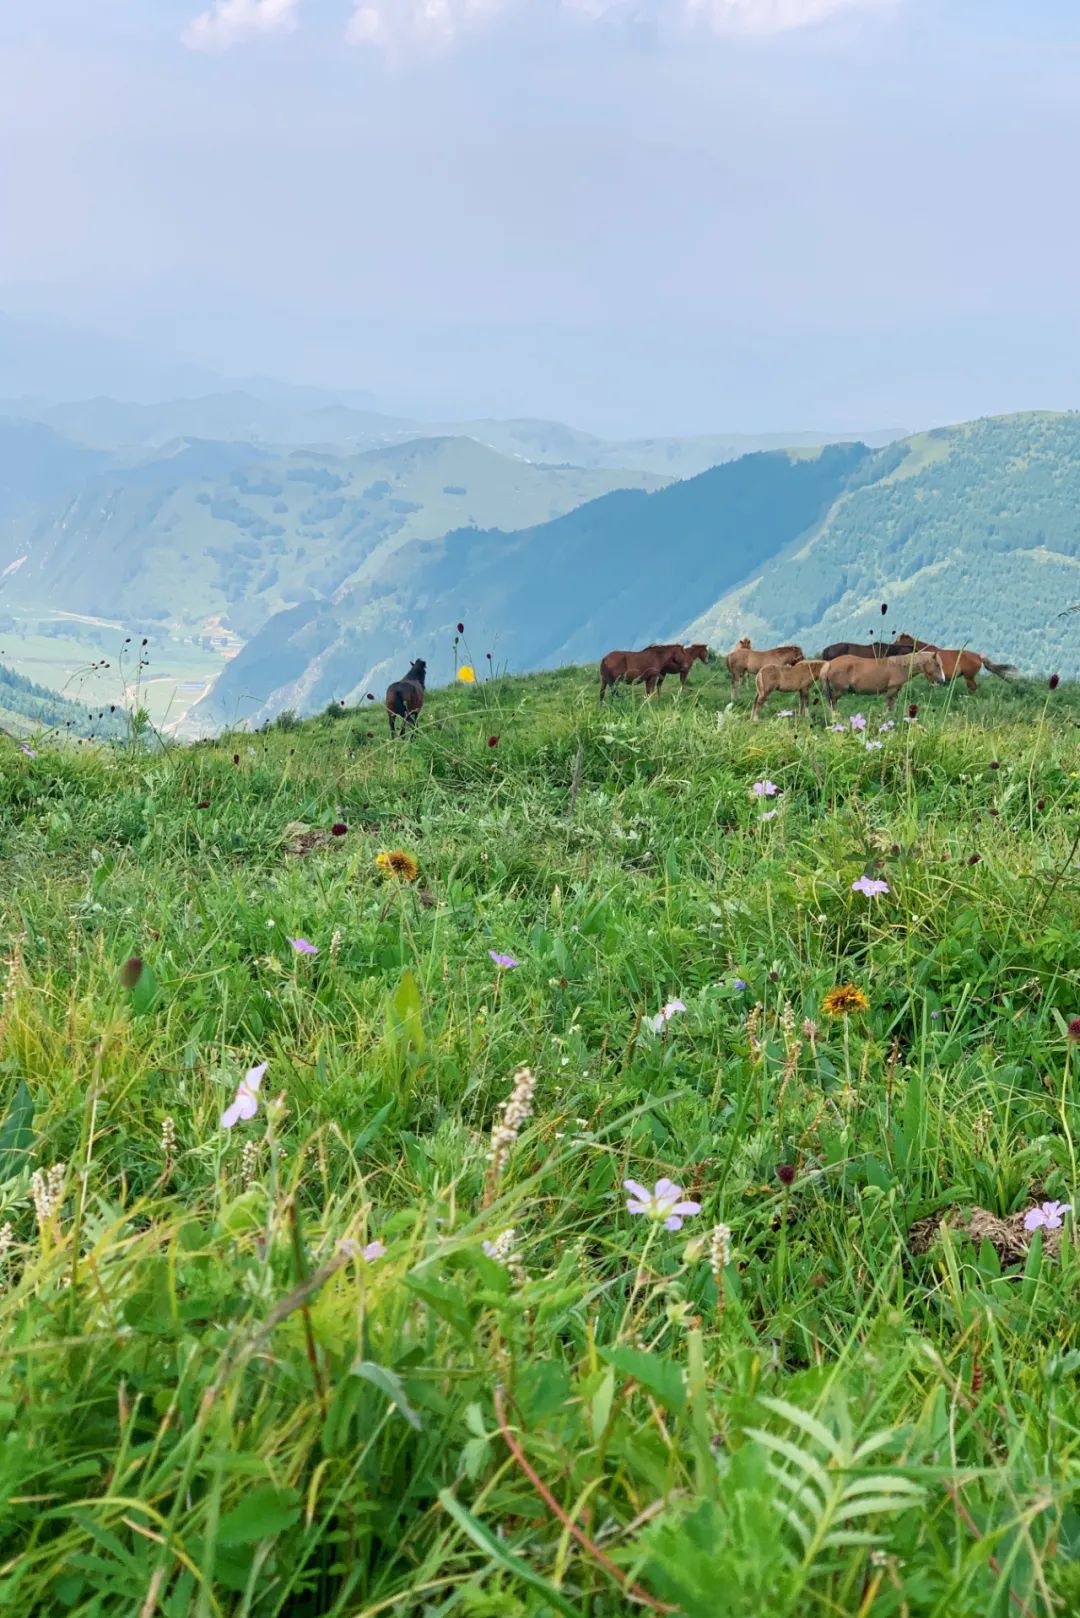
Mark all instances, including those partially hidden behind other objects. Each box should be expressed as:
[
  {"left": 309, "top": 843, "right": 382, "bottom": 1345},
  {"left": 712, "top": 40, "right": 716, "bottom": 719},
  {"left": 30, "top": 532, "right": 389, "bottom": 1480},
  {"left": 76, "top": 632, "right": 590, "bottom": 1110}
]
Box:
[
  {"left": 182, "top": 0, "right": 301, "bottom": 52},
  {"left": 343, "top": 0, "right": 892, "bottom": 51}
]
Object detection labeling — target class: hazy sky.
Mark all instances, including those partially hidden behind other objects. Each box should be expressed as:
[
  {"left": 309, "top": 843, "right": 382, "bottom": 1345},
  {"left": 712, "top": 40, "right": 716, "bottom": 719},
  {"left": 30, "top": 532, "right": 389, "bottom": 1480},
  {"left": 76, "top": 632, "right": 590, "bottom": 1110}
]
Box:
[{"left": 3, "top": 0, "right": 1080, "bottom": 433}]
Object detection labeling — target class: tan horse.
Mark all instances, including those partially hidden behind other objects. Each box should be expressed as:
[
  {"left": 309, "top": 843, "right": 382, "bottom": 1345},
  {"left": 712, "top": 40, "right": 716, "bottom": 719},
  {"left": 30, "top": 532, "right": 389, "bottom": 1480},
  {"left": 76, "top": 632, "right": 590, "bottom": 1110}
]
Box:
[
  {"left": 820, "top": 648, "right": 946, "bottom": 712},
  {"left": 725, "top": 637, "right": 804, "bottom": 695},
  {"left": 751, "top": 658, "right": 827, "bottom": 721},
  {"left": 598, "top": 649, "right": 667, "bottom": 702}
]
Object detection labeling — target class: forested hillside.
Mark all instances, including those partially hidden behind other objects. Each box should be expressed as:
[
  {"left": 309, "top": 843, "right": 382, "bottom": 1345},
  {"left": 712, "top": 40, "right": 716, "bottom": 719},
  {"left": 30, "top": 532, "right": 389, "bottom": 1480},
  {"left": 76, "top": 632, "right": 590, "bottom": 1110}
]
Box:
[
  {"left": 194, "top": 443, "right": 868, "bottom": 728},
  {"left": 0, "top": 662, "right": 126, "bottom": 740},
  {"left": 688, "top": 412, "right": 1080, "bottom": 669}
]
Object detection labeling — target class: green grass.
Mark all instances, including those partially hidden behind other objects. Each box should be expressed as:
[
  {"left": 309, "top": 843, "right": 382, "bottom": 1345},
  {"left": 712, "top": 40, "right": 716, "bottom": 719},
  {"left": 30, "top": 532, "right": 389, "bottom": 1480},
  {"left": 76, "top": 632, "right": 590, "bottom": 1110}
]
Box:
[{"left": 1, "top": 663, "right": 1079, "bottom": 1616}]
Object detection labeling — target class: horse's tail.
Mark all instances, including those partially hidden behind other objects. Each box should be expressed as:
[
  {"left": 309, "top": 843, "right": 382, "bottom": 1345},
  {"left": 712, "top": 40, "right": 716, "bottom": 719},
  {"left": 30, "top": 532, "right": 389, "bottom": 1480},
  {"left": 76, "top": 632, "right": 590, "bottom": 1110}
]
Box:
[
  {"left": 979, "top": 655, "right": 1020, "bottom": 680},
  {"left": 390, "top": 686, "right": 408, "bottom": 717}
]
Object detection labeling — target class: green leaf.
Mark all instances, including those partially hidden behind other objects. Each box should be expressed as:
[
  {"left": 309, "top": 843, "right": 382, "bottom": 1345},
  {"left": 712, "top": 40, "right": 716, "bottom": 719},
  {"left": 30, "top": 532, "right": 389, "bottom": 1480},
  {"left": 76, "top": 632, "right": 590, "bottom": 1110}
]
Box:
[
  {"left": 591, "top": 1366, "right": 615, "bottom": 1442},
  {"left": 351, "top": 1359, "right": 422, "bottom": 1430},
  {"left": 387, "top": 969, "right": 425, "bottom": 1054},
  {"left": 0, "top": 1080, "right": 34, "bottom": 1181},
  {"left": 437, "top": 1490, "right": 585, "bottom": 1618},
  {"left": 215, "top": 1485, "right": 301, "bottom": 1547},
  {"left": 602, "top": 1346, "right": 686, "bottom": 1413}
]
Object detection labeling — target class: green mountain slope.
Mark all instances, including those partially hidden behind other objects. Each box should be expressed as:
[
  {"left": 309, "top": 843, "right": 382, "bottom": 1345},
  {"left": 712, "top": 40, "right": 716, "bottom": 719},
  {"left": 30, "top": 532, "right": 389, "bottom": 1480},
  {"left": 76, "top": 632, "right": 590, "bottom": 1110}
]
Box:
[
  {"left": 685, "top": 411, "right": 1080, "bottom": 670},
  {"left": 0, "top": 661, "right": 125, "bottom": 741},
  {"left": 193, "top": 443, "right": 868, "bottom": 730},
  {"left": 2, "top": 434, "right": 667, "bottom": 641}
]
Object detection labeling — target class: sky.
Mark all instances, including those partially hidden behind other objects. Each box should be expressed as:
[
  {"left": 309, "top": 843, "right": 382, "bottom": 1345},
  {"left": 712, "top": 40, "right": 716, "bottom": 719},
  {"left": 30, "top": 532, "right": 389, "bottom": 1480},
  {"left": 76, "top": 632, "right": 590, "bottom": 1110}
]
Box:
[{"left": 2, "top": 0, "right": 1080, "bottom": 434}]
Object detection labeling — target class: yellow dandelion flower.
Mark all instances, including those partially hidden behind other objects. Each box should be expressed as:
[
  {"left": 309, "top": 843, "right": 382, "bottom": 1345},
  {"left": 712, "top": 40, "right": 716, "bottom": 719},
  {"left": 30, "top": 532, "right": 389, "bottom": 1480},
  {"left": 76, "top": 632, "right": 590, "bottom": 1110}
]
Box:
[
  {"left": 375, "top": 849, "right": 419, "bottom": 882},
  {"left": 457, "top": 665, "right": 476, "bottom": 684},
  {"left": 822, "top": 983, "right": 869, "bottom": 1018}
]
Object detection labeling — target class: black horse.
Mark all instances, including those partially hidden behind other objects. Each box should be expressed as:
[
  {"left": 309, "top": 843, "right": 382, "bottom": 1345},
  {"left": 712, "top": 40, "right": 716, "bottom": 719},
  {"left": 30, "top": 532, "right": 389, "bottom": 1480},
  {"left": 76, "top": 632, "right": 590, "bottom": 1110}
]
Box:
[{"left": 385, "top": 658, "right": 427, "bottom": 737}]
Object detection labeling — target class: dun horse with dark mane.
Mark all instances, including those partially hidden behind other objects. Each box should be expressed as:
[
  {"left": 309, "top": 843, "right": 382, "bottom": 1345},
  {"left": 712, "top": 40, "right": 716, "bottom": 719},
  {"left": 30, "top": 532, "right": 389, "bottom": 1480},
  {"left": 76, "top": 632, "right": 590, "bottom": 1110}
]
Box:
[{"left": 385, "top": 658, "right": 427, "bottom": 736}]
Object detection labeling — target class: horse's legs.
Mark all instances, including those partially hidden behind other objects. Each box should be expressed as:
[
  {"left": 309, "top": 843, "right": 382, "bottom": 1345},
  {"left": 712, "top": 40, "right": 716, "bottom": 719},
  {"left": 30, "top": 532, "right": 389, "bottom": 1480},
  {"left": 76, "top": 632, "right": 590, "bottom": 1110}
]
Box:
[
  {"left": 750, "top": 692, "right": 763, "bottom": 721},
  {"left": 799, "top": 688, "right": 809, "bottom": 717},
  {"left": 388, "top": 711, "right": 397, "bottom": 738},
  {"left": 965, "top": 675, "right": 978, "bottom": 694},
  {"left": 599, "top": 676, "right": 607, "bottom": 704}
]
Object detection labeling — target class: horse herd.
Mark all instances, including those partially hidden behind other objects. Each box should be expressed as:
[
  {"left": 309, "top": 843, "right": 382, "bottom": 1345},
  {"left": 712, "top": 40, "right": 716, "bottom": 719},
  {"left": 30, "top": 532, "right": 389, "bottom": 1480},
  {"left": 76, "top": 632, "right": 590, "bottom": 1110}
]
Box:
[
  {"left": 381, "top": 632, "right": 1018, "bottom": 734},
  {"left": 599, "top": 632, "right": 1018, "bottom": 719}
]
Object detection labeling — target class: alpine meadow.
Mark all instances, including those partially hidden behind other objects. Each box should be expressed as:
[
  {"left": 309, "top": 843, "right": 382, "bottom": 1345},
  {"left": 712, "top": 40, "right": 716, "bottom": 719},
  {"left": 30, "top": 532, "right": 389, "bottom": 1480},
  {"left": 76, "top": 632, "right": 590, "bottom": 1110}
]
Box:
[
  {"left": 1, "top": 660, "right": 1079, "bottom": 1617},
  {"left": 7, "top": 0, "right": 1080, "bottom": 1612}
]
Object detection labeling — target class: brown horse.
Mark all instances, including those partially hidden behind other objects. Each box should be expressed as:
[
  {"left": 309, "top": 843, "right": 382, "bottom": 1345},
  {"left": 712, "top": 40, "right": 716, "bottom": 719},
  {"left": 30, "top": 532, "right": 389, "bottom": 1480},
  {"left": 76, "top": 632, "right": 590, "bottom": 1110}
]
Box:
[
  {"left": 820, "top": 648, "right": 946, "bottom": 712},
  {"left": 598, "top": 649, "right": 666, "bottom": 702},
  {"left": 819, "top": 634, "right": 919, "bottom": 661},
  {"left": 751, "top": 659, "right": 827, "bottom": 721},
  {"left": 385, "top": 658, "right": 427, "bottom": 736},
  {"left": 888, "top": 637, "right": 1019, "bottom": 694},
  {"left": 643, "top": 642, "right": 710, "bottom": 690},
  {"left": 725, "top": 637, "right": 804, "bottom": 695}
]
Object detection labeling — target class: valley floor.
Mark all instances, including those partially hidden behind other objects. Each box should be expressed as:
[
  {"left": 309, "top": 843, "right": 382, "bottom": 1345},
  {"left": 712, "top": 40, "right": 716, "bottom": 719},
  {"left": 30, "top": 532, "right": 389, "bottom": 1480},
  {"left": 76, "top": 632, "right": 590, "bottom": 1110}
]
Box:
[{"left": 0, "top": 664, "right": 1078, "bottom": 1616}]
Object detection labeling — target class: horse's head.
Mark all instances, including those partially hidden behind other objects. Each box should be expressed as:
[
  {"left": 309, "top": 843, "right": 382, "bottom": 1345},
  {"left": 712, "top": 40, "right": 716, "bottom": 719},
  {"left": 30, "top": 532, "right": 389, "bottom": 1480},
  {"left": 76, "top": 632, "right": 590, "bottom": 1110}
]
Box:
[
  {"left": 918, "top": 649, "right": 946, "bottom": 685},
  {"left": 688, "top": 643, "right": 709, "bottom": 664},
  {"left": 409, "top": 658, "right": 428, "bottom": 684},
  {"left": 737, "top": 636, "right": 752, "bottom": 649}
]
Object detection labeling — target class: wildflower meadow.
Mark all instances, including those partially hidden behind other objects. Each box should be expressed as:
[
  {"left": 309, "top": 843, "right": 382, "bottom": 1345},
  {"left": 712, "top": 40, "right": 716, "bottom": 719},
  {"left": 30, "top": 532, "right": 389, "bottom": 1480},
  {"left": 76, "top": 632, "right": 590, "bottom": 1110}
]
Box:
[{"left": 1, "top": 663, "right": 1079, "bottom": 1616}]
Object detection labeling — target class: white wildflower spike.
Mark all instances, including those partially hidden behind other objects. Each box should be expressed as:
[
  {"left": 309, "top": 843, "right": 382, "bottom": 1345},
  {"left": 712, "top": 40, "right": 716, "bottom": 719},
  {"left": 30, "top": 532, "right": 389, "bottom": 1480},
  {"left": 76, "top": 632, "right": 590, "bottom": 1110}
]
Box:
[
  {"left": 486, "top": 1066, "right": 536, "bottom": 1189},
  {"left": 483, "top": 1228, "right": 528, "bottom": 1286},
  {"left": 709, "top": 1223, "right": 732, "bottom": 1279},
  {"left": 31, "top": 1163, "right": 66, "bottom": 1231}
]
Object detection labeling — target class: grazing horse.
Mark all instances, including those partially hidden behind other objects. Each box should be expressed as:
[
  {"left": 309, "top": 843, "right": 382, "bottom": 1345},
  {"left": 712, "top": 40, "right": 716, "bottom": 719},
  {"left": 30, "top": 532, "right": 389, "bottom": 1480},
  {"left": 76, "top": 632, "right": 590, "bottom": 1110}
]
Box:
[
  {"left": 751, "top": 658, "right": 827, "bottom": 721},
  {"left": 819, "top": 634, "right": 920, "bottom": 661},
  {"left": 725, "top": 637, "right": 804, "bottom": 696},
  {"left": 642, "top": 642, "right": 710, "bottom": 690},
  {"left": 886, "top": 637, "right": 1019, "bottom": 694},
  {"left": 820, "top": 648, "right": 946, "bottom": 712},
  {"left": 385, "top": 658, "right": 427, "bottom": 736},
  {"left": 598, "top": 649, "right": 666, "bottom": 702}
]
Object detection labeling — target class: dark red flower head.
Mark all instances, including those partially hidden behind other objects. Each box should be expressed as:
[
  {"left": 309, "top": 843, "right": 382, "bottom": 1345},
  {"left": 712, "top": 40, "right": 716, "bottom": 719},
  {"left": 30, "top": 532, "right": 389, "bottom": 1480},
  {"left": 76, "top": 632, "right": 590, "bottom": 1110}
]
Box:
[
  {"left": 908, "top": 703, "right": 918, "bottom": 718},
  {"left": 881, "top": 602, "right": 888, "bottom": 615},
  {"left": 332, "top": 822, "right": 348, "bottom": 836},
  {"left": 1069, "top": 1017, "right": 1080, "bottom": 1042},
  {"left": 989, "top": 760, "right": 1000, "bottom": 770},
  {"left": 456, "top": 621, "right": 465, "bottom": 634},
  {"left": 366, "top": 693, "right": 375, "bottom": 701},
  {"left": 232, "top": 753, "right": 240, "bottom": 765},
  {"left": 120, "top": 957, "right": 144, "bottom": 989},
  {"left": 485, "top": 651, "right": 492, "bottom": 660},
  {"left": 1049, "top": 673, "right": 1061, "bottom": 691},
  {"left": 968, "top": 853, "right": 981, "bottom": 865},
  {"left": 488, "top": 735, "right": 499, "bottom": 747},
  {"left": 775, "top": 1163, "right": 796, "bottom": 1187},
  {"left": 1037, "top": 799, "right": 1045, "bottom": 812},
  {"left": 196, "top": 799, "right": 210, "bottom": 809}
]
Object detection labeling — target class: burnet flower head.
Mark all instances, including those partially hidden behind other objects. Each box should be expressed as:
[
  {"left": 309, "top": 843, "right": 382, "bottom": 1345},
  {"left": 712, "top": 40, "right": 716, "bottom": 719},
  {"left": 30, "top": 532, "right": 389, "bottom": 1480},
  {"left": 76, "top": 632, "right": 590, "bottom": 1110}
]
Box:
[{"left": 624, "top": 1177, "right": 701, "bottom": 1231}]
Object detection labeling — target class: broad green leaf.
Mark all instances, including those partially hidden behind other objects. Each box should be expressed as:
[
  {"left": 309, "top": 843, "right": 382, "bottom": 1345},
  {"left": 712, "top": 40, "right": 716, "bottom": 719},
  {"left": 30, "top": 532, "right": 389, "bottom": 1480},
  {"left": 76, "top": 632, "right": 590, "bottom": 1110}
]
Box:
[
  {"left": 215, "top": 1485, "right": 301, "bottom": 1547},
  {"left": 0, "top": 1080, "right": 34, "bottom": 1181},
  {"left": 603, "top": 1346, "right": 686, "bottom": 1413},
  {"left": 351, "top": 1359, "right": 422, "bottom": 1430}
]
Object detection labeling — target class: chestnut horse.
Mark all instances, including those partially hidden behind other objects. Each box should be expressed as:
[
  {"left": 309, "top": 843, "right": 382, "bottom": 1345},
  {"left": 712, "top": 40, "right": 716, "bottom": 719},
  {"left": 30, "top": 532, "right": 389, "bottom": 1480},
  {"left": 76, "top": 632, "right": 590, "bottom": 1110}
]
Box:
[
  {"left": 725, "top": 637, "right": 804, "bottom": 696},
  {"left": 889, "top": 636, "right": 1019, "bottom": 694},
  {"left": 598, "top": 649, "right": 666, "bottom": 702},
  {"left": 751, "top": 658, "right": 827, "bottom": 721},
  {"left": 385, "top": 658, "right": 427, "bottom": 736},
  {"left": 643, "top": 642, "right": 710, "bottom": 690},
  {"left": 820, "top": 648, "right": 946, "bottom": 712}
]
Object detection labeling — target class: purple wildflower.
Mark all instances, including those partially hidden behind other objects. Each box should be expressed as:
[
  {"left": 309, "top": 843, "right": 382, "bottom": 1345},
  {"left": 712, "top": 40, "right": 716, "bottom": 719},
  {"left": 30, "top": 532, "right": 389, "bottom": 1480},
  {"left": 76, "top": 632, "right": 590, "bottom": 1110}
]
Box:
[
  {"left": 827, "top": 723, "right": 846, "bottom": 733},
  {"left": 221, "top": 1062, "right": 268, "bottom": 1129},
  {"left": 1023, "top": 1200, "right": 1071, "bottom": 1233},
  {"left": 18, "top": 743, "right": 37, "bottom": 758},
  {"left": 865, "top": 740, "right": 883, "bottom": 751},
  {"left": 759, "top": 808, "right": 778, "bottom": 821},
  {"left": 879, "top": 720, "right": 895, "bottom": 732},
  {"left": 624, "top": 1177, "right": 701, "bottom": 1231},
  {"left": 849, "top": 714, "right": 867, "bottom": 732},
  {"left": 731, "top": 978, "right": 748, "bottom": 991},
  {"left": 287, "top": 937, "right": 319, "bottom": 955},
  {"left": 851, "top": 875, "right": 889, "bottom": 897},
  {"left": 488, "top": 950, "right": 520, "bottom": 969},
  {"left": 649, "top": 998, "right": 686, "bottom": 1032},
  {"left": 752, "top": 780, "right": 778, "bottom": 798},
  {"left": 777, "top": 708, "right": 794, "bottom": 717}
]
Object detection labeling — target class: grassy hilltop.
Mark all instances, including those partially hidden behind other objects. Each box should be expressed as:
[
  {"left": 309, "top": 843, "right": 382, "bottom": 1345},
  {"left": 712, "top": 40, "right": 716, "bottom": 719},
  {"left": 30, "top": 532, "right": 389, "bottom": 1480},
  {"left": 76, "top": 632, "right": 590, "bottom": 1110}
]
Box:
[{"left": 1, "top": 662, "right": 1079, "bottom": 1615}]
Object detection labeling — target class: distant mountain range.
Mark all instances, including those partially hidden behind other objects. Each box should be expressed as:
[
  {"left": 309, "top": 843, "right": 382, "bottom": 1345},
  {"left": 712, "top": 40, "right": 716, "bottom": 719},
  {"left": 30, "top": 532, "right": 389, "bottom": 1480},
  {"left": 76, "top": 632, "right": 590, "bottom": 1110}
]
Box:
[
  {"left": 0, "top": 389, "right": 904, "bottom": 480},
  {"left": 192, "top": 411, "right": 1080, "bottom": 729}
]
